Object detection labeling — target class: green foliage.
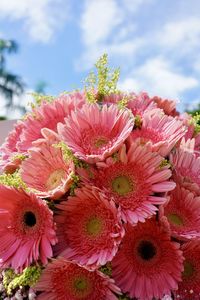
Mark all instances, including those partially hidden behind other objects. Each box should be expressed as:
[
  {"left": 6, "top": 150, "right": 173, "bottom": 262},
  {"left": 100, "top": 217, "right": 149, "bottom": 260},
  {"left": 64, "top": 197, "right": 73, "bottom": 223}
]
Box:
[
  {"left": 0, "top": 172, "right": 27, "bottom": 190},
  {"left": 84, "top": 54, "right": 120, "bottom": 103},
  {"left": 3, "top": 266, "right": 42, "bottom": 295},
  {"left": 99, "top": 262, "right": 112, "bottom": 277},
  {"left": 29, "top": 92, "right": 55, "bottom": 109},
  {"left": 118, "top": 295, "right": 131, "bottom": 300},
  {"left": 70, "top": 173, "right": 80, "bottom": 196},
  {"left": 191, "top": 113, "right": 200, "bottom": 134},
  {"left": 134, "top": 115, "right": 142, "bottom": 129}
]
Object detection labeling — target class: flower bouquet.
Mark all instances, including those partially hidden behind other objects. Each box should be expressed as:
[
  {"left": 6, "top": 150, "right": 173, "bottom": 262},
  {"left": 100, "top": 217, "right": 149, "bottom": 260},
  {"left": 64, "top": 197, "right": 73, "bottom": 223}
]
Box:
[{"left": 0, "top": 55, "right": 200, "bottom": 300}]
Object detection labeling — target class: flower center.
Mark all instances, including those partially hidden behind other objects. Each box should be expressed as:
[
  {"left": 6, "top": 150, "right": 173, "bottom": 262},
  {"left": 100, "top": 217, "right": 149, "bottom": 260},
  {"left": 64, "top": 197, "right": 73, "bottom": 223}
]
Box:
[
  {"left": 86, "top": 217, "right": 102, "bottom": 237},
  {"left": 46, "top": 169, "right": 65, "bottom": 190},
  {"left": 183, "top": 260, "right": 195, "bottom": 278},
  {"left": 112, "top": 175, "right": 133, "bottom": 195},
  {"left": 23, "top": 211, "right": 37, "bottom": 227},
  {"left": 94, "top": 137, "right": 108, "bottom": 148},
  {"left": 73, "top": 276, "right": 92, "bottom": 298},
  {"left": 137, "top": 240, "right": 157, "bottom": 261},
  {"left": 167, "top": 213, "right": 184, "bottom": 226}
]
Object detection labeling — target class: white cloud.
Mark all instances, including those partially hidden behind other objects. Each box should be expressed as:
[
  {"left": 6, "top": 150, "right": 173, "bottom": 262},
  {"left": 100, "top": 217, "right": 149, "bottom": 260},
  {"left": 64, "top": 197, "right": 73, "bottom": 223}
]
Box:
[
  {"left": 158, "top": 17, "right": 200, "bottom": 54},
  {"left": 0, "top": 0, "right": 69, "bottom": 43},
  {"left": 81, "top": 0, "right": 123, "bottom": 46},
  {"left": 119, "top": 57, "right": 198, "bottom": 99}
]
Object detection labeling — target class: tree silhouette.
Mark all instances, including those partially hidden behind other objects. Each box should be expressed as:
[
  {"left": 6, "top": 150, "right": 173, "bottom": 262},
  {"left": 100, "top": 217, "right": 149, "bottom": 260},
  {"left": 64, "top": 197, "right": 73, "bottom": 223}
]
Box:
[{"left": 0, "top": 39, "right": 25, "bottom": 114}]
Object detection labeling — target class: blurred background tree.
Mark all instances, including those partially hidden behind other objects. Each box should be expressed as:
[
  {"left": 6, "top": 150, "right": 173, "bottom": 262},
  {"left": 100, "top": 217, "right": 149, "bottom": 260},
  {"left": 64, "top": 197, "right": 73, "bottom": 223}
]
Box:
[{"left": 0, "top": 39, "right": 25, "bottom": 117}]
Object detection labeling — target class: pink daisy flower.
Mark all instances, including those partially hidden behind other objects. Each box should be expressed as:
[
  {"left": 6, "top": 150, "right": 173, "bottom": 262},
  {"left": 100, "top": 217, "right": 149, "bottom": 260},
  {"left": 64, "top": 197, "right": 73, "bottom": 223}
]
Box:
[
  {"left": 20, "top": 138, "right": 74, "bottom": 200},
  {"left": 17, "top": 92, "right": 85, "bottom": 152},
  {"left": 80, "top": 143, "right": 175, "bottom": 225},
  {"left": 152, "top": 96, "right": 179, "bottom": 116},
  {"left": 57, "top": 103, "right": 133, "bottom": 163},
  {"left": 0, "top": 185, "right": 57, "bottom": 270},
  {"left": 129, "top": 112, "right": 186, "bottom": 156},
  {"left": 112, "top": 218, "right": 184, "bottom": 300},
  {"left": 127, "top": 92, "right": 158, "bottom": 117},
  {"left": 170, "top": 148, "right": 200, "bottom": 195},
  {"left": 34, "top": 258, "right": 121, "bottom": 300},
  {"left": 160, "top": 185, "right": 200, "bottom": 240},
  {"left": 175, "top": 241, "right": 200, "bottom": 300},
  {"left": 55, "top": 186, "right": 124, "bottom": 269}
]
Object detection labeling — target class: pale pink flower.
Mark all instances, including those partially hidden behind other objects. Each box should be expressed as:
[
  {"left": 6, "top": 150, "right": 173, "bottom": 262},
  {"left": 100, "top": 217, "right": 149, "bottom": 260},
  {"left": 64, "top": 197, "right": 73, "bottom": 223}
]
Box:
[
  {"left": 170, "top": 148, "right": 200, "bottom": 195},
  {"left": 0, "top": 121, "right": 25, "bottom": 173},
  {"left": 129, "top": 112, "right": 186, "bottom": 156},
  {"left": 34, "top": 258, "right": 121, "bottom": 300},
  {"left": 55, "top": 186, "right": 124, "bottom": 269},
  {"left": 0, "top": 185, "right": 57, "bottom": 270},
  {"left": 160, "top": 185, "right": 200, "bottom": 240},
  {"left": 79, "top": 143, "right": 175, "bottom": 225},
  {"left": 58, "top": 103, "right": 133, "bottom": 163},
  {"left": 112, "top": 218, "right": 184, "bottom": 300},
  {"left": 127, "top": 92, "right": 158, "bottom": 117},
  {"left": 17, "top": 92, "right": 85, "bottom": 152},
  {"left": 20, "top": 138, "right": 74, "bottom": 200},
  {"left": 175, "top": 241, "right": 200, "bottom": 300}
]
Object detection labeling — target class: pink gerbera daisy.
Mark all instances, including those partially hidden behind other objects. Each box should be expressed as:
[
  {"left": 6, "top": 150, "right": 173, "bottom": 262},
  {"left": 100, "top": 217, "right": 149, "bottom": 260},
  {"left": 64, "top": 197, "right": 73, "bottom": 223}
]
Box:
[
  {"left": 17, "top": 92, "right": 85, "bottom": 152},
  {"left": 34, "top": 258, "right": 121, "bottom": 300},
  {"left": 55, "top": 186, "right": 124, "bottom": 268},
  {"left": 0, "top": 185, "right": 57, "bottom": 270},
  {"left": 170, "top": 148, "right": 200, "bottom": 195},
  {"left": 127, "top": 92, "right": 158, "bottom": 117},
  {"left": 160, "top": 185, "right": 200, "bottom": 240},
  {"left": 112, "top": 218, "right": 184, "bottom": 300},
  {"left": 57, "top": 103, "right": 133, "bottom": 163},
  {"left": 129, "top": 112, "right": 186, "bottom": 156},
  {"left": 20, "top": 138, "right": 74, "bottom": 199},
  {"left": 80, "top": 143, "right": 175, "bottom": 225},
  {"left": 175, "top": 241, "right": 200, "bottom": 300},
  {"left": 152, "top": 96, "right": 179, "bottom": 116}
]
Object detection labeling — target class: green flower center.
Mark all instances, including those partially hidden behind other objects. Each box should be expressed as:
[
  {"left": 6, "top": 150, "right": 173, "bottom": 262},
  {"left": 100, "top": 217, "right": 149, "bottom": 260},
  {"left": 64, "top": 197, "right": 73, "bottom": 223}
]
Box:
[
  {"left": 112, "top": 175, "right": 133, "bottom": 196},
  {"left": 73, "top": 277, "right": 92, "bottom": 298},
  {"left": 167, "top": 213, "right": 184, "bottom": 226},
  {"left": 94, "top": 137, "right": 108, "bottom": 148},
  {"left": 86, "top": 217, "right": 102, "bottom": 237},
  {"left": 183, "top": 260, "right": 195, "bottom": 278}
]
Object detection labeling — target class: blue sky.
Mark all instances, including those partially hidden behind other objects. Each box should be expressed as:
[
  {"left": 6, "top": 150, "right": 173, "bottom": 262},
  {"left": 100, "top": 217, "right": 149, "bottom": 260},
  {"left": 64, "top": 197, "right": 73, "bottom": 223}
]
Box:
[{"left": 0, "top": 0, "right": 200, "bottom": 116}]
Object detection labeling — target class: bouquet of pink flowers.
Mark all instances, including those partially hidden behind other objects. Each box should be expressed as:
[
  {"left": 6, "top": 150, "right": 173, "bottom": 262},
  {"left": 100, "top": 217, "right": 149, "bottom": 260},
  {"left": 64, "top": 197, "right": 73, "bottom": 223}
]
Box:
[{"left": 0, "top": 55, "right": 200, "bottom": 300}]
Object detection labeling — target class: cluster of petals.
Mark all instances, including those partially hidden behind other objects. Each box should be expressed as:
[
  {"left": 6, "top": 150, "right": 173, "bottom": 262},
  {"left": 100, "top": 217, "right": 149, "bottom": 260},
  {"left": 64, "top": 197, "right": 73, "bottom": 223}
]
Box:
[
  {"left": 151, "top": 96, "right": 179, "bottom": 116},
  {"left": 0, "top": 184, "right": 57, "bottom": 270},
  {"left": 129, "top": 112, "right": 186, "bottom": 156},
  {"left": 20, "top": 136, "right": 74, "bottom": 199},
  {"left": 160, "top": 184, "right": 200, "bottom": 240},
  {"left": 170, "top": 147, "right": 200, "bottom": 195},
  {"left": 58, "top": 103, "right": 134, "bottom": 163},
  {"left": 55, "top": 185, "right": 124, "bottom": 269},
  {"left": 79, "top": 143, "right": 175, "bottom": 225},
  {"left": 112, "top": 218, "right": 184, "bottom": 300},
  {"left": 34, "top": 258, "right": 121, "bottom": 300}
]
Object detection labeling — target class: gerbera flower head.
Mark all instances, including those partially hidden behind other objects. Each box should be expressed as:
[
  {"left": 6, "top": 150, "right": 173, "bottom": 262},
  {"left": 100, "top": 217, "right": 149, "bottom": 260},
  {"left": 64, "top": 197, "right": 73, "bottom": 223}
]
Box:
[
  {"left": 127, "top": 92, "right": 158, "bottom": 117},
  {"left": 17, "top": 92, "right": 85, "bottom": 152},
  {"left": 55, "top": 185, "right": 124, "bottom": 268},
  {"left": 82, "top": 143, "right": 175, "bottom": 225},
  {"left": 129, "top": 112, "right": 186, "bottom": 156},
  {"left": 58, "top": 103, "right": 133, "bottom": 163},
  {"left": 0, "top": 185, "right": 57, "bottom": 270},
  {"left": 175, "top": 241, "right": 200, "bottom": 300},
  {"left": 152, "top": 96, "right": 179, "bottom": 116},
  {"left": 20, "top": 138, "right": 74, "bottom": 199},
  {"left": 34, "top": 258, "right": 121, "bottom": 300},
  {"left": 112, "top": 218, "right": 184, "bottom": 300},
  {"left": 170, "top": 148, "right": 200, "bottom": 195},
  {"left": 160, "top": 185, "right": 200, "bottom": 240}
]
